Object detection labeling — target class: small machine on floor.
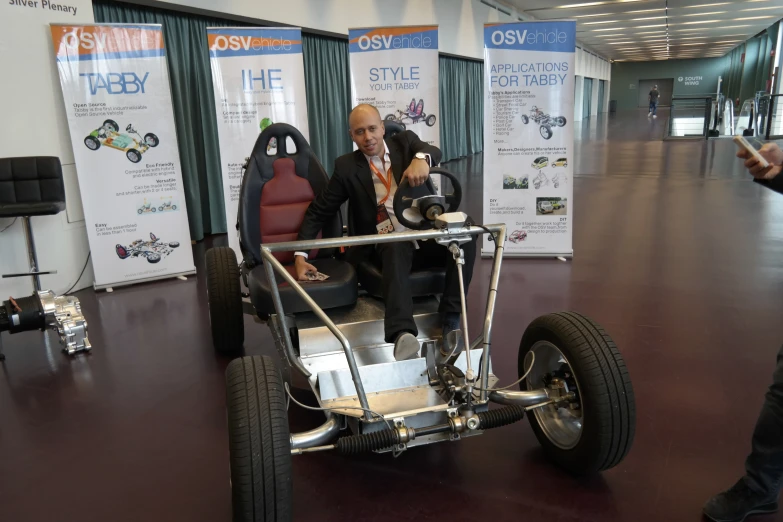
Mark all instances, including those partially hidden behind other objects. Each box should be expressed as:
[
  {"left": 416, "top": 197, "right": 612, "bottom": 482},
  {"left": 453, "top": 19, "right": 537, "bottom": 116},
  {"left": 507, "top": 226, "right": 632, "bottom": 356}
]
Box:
[
  {"left": 0, "top": 156, "right": 92, "bottom": 360},
  {"left": 205, "top": 124, "right": 637, "bottom": 522}
]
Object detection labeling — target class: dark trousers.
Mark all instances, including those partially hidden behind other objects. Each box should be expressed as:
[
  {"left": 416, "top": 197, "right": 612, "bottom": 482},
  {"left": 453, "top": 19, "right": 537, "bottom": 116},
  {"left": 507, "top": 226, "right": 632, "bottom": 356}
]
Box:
[
  {"left": 374, "top": 237, "right": 477, "bottom": 342},
  {"left": 745, "top": 343, "right": 783, "bottom": 496},
  {"left": 649, "top": 101, "right": 658, "bottom": 115}
]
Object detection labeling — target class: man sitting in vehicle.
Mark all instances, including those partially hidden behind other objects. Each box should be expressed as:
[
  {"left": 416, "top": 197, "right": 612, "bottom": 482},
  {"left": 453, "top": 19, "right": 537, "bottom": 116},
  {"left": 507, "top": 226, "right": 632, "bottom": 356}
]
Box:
[{"left": 294, "top": 104, "right": 477, "bottom": 361}]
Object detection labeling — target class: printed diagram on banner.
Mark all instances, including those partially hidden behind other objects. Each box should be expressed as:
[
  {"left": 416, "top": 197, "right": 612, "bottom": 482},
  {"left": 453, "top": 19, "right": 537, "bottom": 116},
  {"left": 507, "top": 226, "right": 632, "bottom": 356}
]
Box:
[
  {"left": 115, "top": 232, "right": 180, "bottom": 264},
  {"left": 483, "top": 21, "right": 576, "bottom": 257},
  {"left": 207, "top": 27, "right": 309, "bottom": 262},
  {"left": 50, "top": 23, "right": 195, "bottom": 288},
  {"left": 348, "top": 26, "right": 441, "bottom": 192},
  {"left": 83, "top": 119, "right": 160, "bottom": 163}
]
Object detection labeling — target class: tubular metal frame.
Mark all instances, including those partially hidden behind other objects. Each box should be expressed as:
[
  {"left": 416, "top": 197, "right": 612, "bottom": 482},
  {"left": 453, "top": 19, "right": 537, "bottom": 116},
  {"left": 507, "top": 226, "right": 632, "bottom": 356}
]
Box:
[{"left": 258, "top": 223, "right": 507, "bottom": 422}]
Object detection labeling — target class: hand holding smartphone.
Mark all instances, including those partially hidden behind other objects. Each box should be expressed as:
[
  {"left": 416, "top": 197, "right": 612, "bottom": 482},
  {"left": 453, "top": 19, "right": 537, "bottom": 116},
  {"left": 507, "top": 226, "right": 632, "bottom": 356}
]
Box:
[{"left": 733, "top": 135, "right": 770, "bottom": 169}]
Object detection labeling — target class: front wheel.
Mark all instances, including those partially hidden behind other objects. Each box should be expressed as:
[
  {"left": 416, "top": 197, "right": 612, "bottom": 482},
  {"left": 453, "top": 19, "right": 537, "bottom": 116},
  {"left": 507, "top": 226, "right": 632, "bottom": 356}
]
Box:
[
  {"left": 540, "top": 125, "right": 553, "bottom": 140},
  {"left": 521, "top": 115, "right": 529, "bottom": 124},
  {"left": 520, "top": 312, "right": 635, "bottom": 475},
  {"left": 226, "top": 356, "right": 293, "bottom": 522},
  {"left": 556, "top": 116, "right": 567, "bottom": 127},
  {"left": 144, "top": 133, "right": 159, "bottom": 147},
  {"left": 126, "top": 149, "right": 142, "bottom": 163},
  {"left": 425, "top": 114, "right": 436, "bottom": 126}
]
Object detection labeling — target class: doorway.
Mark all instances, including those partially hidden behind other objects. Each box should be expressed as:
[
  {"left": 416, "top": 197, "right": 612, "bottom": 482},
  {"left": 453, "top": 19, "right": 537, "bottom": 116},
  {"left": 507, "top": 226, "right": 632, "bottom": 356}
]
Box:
[
  {"left": 638, "top": 78, "right": 674, "bottom": 107},
  {"left": 583, "top": 78, "right": 593, "bottom": 119},
  {"left": 598, "top": 80, "right": 606, "bottom": 113}
]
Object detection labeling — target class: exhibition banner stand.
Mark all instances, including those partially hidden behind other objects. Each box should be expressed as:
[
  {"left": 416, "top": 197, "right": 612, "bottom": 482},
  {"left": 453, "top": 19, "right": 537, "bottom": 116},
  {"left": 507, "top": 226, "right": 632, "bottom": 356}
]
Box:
[
  {"left": 483, "top": 21, "right": 576, "bottom": 257},
  {"left": 207, "top": 27, "right": 309, "bottom": 261},
  {"left": 51, "top": 23, "right": 195, "bottom": 289},
  {"left": 348, "top": 25, "right": 441, "bottom": 188}
]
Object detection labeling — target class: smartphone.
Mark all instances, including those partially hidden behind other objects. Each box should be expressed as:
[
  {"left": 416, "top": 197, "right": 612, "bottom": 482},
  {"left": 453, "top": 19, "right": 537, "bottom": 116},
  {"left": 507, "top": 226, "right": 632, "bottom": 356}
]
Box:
[{"left": 733, "top": 135, "right": 770, "bottom": 169}]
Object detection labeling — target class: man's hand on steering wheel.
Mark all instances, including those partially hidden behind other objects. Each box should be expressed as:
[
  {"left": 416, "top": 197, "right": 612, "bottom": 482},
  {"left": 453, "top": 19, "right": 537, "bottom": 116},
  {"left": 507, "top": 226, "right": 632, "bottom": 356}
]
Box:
[
  {"left": 294, "top": 255, "right": 318, "bottom": 281},
  {"left": 403, "top": 157, "right": 429, "bottom": 187}
]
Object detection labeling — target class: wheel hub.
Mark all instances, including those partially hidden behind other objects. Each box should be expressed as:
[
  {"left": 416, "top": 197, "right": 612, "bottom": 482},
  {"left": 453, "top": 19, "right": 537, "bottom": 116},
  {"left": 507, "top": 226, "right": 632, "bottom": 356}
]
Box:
[{"left": 527, "top": 341, "right": 584, "bottom": 449}]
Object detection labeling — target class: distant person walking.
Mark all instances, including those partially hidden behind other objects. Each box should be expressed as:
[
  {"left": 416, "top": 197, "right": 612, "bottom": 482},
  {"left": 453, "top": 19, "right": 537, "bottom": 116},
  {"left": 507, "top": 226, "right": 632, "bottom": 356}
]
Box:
[{"left": 648, "top": 85, "right": 660, "bottom": 118}]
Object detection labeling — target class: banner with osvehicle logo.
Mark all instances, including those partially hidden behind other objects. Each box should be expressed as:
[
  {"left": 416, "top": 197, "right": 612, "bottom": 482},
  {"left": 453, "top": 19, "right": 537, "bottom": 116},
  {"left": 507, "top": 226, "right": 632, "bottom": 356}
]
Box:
[
  {"left": 51, "top": 23, "right": 195, "bottom": 289},
  {"left": 483, "top": 21, "right": 575, "bottom": 257},
  {"left": 207, "top": 27, "right": 309, "bottom": 262}
]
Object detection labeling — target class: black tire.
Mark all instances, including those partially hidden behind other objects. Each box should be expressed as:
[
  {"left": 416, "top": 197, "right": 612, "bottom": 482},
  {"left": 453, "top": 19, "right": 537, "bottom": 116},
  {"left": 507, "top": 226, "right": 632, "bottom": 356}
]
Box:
[
  {"left": 206, "top": 247, "right": 244, "bottom": 353},
  {"left": 103, "top": 119, "right": 119, "bottom": 131},
  {"left": 144, "top": 133, "right": 159, "bottom": 147},
  {"left": 556, "top": 116, "right": 567, "bottom": 127},
  {"left": 172, "top": 204, "right": 177, "bottom": 210},
  {"left": 425, "top": 114, "right": 436, "bottom": 126},
  {"left": 169, "top": 241, "right": 180, "bottom": 248},
  {"left": 137, "top": 209, "right": 143, "bottom": 214},
  {"left": 226, "top": 356, "right": 293, "bottom": 522},
  {"left": 126, "top": 149, "right": 142, "bottom": 163},
  {"left": 519, "top": 312, "right": 635, "bottom": 475},
  {"left": 521, "top": 115, "right": 529, "bottom": 124},
  {"left": 540, "top": 125, "right": 553, "bottom": 140},
  {"left": 84, "top": 136, "right": 100, "bottom": 150},
  {"left": 147, "top": 253, "right": 161, "bottom": 263},
  {"left": 385, "top": 114, "right": 396, "bottom": 121}
]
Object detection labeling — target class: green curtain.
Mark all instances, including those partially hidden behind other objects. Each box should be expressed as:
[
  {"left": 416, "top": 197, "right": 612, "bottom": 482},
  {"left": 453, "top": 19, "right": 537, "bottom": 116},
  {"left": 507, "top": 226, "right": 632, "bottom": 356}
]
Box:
[
  {"left": 92, "top": 1, "right": 486, "bottom": 238},
  {"left": 439, "top": 55, "right": 483, "bottom": 163},
  {"left": 93, "top": 0, "right": 241, "bottom": 240},
  {"left": 302, "top": 35, "right": 353, "bottom": 173}
]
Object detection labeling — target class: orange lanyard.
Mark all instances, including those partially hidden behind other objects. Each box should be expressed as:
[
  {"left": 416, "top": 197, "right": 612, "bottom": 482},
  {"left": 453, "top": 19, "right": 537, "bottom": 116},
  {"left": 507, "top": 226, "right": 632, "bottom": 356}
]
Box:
[{"left": 369, "top": 160, "right": 393, "bottom": 205}]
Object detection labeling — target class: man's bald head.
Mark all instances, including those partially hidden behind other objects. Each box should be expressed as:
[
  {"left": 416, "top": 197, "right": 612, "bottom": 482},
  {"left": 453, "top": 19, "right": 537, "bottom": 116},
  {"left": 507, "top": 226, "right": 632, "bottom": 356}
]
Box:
[
  {"left": 348, "top": 104, "right": 385, "bottom": 157},
  {"left": 349, "top": 104, "right": 382, "bottom": 126}
]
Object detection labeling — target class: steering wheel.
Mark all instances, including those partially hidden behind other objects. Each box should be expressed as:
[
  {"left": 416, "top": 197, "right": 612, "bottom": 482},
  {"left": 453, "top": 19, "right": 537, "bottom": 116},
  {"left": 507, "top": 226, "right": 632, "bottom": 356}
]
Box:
[{"left": 393, "top": 167, "right": 462, "bottom": 230}]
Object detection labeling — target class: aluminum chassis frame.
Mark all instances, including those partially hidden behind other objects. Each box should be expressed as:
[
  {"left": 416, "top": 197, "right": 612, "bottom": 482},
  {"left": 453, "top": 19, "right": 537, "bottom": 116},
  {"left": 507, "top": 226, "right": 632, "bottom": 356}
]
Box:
[{"left": 258, "top": 221, "right": 557, "bottom": 452}]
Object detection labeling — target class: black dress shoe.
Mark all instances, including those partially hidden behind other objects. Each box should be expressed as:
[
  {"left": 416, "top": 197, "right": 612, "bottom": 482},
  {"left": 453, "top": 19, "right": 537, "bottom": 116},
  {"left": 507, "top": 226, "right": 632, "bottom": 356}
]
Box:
[{"left": 703, "top": 479, "right": 779, "bottom": 522}]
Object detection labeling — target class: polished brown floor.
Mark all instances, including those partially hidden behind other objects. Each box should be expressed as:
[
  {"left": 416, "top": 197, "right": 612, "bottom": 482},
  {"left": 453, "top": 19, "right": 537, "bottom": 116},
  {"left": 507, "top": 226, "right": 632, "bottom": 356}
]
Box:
[{"left": 2, "top": 109, "right": 783, "bottom": 522}]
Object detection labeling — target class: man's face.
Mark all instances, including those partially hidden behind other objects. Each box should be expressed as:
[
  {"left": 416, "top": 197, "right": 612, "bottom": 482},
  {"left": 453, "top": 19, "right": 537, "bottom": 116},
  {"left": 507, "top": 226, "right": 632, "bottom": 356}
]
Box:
[{"left": 349, "top": 109, "right": 385, "bottom": 157}]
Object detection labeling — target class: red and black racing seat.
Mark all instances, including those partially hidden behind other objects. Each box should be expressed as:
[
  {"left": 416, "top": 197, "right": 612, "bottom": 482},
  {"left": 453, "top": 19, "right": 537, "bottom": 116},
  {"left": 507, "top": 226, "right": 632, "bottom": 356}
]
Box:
[{"left": 239, "top": 123, "right": 357, "bottom": 315}]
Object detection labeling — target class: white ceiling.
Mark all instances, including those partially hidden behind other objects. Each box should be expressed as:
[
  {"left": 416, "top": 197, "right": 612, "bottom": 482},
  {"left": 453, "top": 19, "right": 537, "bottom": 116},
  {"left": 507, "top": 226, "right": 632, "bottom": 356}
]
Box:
[{"left": 498, "top": 0, "right": 783, "bottom": 62}]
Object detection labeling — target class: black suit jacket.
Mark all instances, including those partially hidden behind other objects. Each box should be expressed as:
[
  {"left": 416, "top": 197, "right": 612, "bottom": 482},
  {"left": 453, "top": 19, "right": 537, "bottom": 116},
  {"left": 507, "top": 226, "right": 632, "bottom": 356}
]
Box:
[{"left": 298, "top": 130, "right": 442, "bottom": 243}]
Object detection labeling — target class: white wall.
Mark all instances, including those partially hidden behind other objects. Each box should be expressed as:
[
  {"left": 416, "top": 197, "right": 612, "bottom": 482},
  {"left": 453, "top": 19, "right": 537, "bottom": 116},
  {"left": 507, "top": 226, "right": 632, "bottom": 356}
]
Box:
[
  {"left": 575, "top": 46, "right": 611, "bottom": 81},
  {"left": 164, "top": 0, "right": 517, "bottom": 59},
  {"left": 0, "top": 0, "right": 95, "bottom": 297}
]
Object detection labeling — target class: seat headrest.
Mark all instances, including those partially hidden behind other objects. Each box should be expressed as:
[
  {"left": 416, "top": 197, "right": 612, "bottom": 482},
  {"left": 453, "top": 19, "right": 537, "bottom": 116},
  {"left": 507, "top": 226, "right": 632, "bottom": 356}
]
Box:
[{"left": 383, "top": 121, "right": 405, "bottom": 139}]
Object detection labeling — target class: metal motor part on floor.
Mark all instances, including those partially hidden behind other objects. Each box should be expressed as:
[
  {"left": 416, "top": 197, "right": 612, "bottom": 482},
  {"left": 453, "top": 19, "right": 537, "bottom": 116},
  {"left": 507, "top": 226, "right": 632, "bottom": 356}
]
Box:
[{"left": 0, "top": 156, "right": 93, "bottom": 360}]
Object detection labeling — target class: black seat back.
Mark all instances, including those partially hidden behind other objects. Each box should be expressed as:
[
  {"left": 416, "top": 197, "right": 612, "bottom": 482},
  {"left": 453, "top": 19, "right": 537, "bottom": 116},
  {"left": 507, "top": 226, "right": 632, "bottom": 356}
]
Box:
[
  {"left": 383, "top": 120, "right": 405, "bottom": 139},
  {"left": 239, "top": 123, "right": 339, "bottom": 267},
  {"left": 0, "top": 157, "right": 66, "bottom": 218}
]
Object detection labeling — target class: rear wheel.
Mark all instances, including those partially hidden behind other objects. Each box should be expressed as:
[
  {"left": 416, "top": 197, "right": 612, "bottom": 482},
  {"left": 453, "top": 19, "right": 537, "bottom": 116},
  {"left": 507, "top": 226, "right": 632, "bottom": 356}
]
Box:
[
  {"left": 520, "top": 312, "right": 635, "bottom": 475},
  {"left": 226, "top": 356, "right": 293, "bottom": 522},
  {"left": 556, "top": 116, "right": 567, "bottom": 127},
  {"left": 385, "top": 114, "right": 396, "bottom": 121},
  {"left": 425, "top": 114, "right": 436, "bottom": 126},
  {"left": 521, "top": 115, "right": 529, "bottom": 124},
  {"left": 540, "top": 125, "right": 553, "bottom": 140},
  {"left": 206, "top": 247, "right": 244, "bottom": 354},
  {"left": 103, "top": 119, "right": 119, "bottom": 131},
  {"left": 84, "top": 136, "right": 100, "bottom": 150}
]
